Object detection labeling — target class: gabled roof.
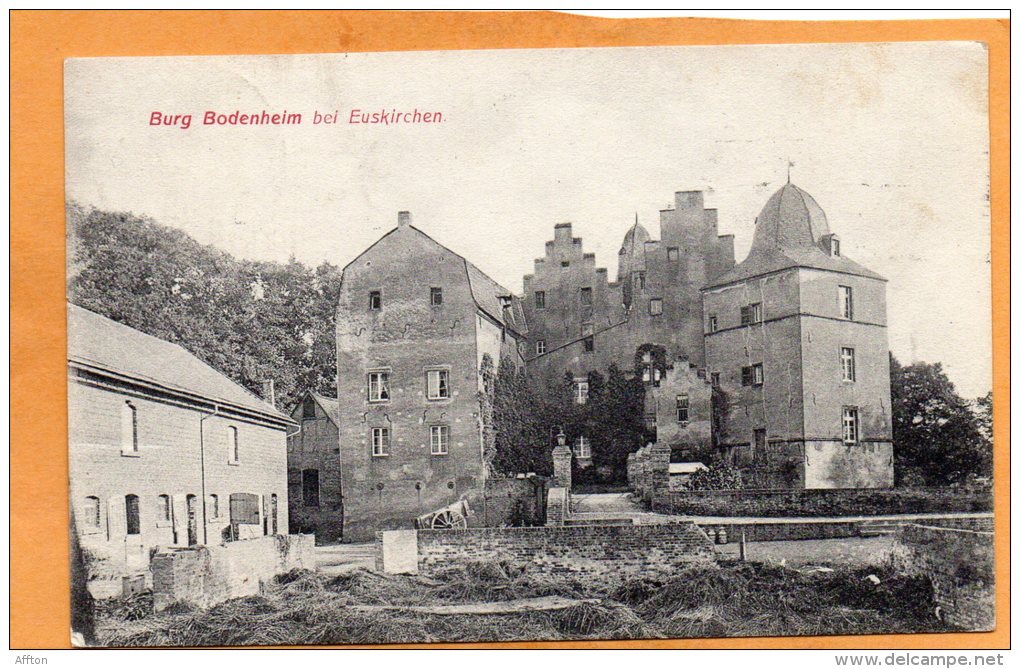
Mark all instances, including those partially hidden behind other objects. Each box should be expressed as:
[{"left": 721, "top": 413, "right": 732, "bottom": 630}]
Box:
[
  {"left": 343, "top": 221, "right": 528, "bottom": 337},
  {"left": 706, "top": 183, "right": 885, "bottom": 289},
  {"left": 67, "top": 303, "right": 290, "bottom": 422},
  {"left": 291, "top": 389, "right": 341, "bottom": 427}
]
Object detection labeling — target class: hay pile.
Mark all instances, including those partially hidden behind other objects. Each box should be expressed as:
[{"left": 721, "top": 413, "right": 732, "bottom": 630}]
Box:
[{"left": 98, "top": 561, "right": 947, "bottom": 647}]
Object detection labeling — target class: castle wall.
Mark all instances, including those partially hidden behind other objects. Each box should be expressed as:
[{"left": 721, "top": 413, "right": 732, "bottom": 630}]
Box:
[{"left": 336, "top": 225, "right": 488, "bottom": 542}]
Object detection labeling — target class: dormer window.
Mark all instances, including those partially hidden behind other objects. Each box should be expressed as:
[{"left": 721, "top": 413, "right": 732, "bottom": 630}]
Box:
[
  {"left": 830, "top": 237, "right": 841, "bottom": 257},
  {"left": 498, "top": 295, "right": 512, "bottom": 310}
]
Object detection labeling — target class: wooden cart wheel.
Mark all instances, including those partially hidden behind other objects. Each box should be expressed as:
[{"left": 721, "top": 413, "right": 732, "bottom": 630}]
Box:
[{"left": 431, "top": 509, "right": 467, "bottom": 529}]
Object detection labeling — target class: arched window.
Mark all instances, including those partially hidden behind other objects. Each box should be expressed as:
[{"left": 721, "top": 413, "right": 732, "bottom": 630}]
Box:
[
  {"left": 83, "top": 496, "right": 101, "bottom": 530},
  {"left": 125, "top": 494, "right": 140, "bottom": 535},
  {"left": 121, "top": 401, "right": 138, "bottom": 455},
  {"left": 208, "top": 494, "right": 219, "bottom": 519},
  {"left": 227, "top": 426, "right": 240, "bottom": 464},
  {"left": 157, "top": 494, "right": 171, "bottom": 522}
]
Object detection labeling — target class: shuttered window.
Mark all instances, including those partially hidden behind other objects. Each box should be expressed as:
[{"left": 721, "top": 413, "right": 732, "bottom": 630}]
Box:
[{"left": 230, "top": 493, "right": 260, "bottom": 525}]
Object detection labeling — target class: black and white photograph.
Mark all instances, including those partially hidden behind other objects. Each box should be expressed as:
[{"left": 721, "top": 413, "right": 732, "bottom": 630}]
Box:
[{"left": 64, "top": 41, "right": 995, "bottom": 647}]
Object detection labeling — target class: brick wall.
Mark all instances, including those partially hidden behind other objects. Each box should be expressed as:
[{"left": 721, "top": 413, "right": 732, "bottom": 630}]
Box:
[
  {"left": 653, "top": 487, "right": 993, "bottom": 518},
  {"left": 545, "top": 487, "right": 569, "bottom": 526},
  {"left": 627, "top": 444, "right": 670, "bottom": 503},
  {"left": 151, "top": 534, "right": 314, "bottom": 611},
  {"left": 462, "top": 477, "right": 548, "bottom": 528},
  {"left": 69, "top": 379, "right": 289, "bottom": 596},
  {"left": 287, "top": 397, "right": 343, "bottom": 543},
  {"left": 899, "top": 524, "right": 995, "bottom": 631},
  {"left": 412, "top": 523, "right": 715, "bottom": 586}
]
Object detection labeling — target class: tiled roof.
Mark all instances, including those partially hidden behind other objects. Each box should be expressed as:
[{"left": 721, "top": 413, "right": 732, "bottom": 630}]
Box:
[
  {"left": 310, "top": 391, "right": 341, "bottom": 426},
  {"left": 67, "top": 303, "right": 290, "bottom": 421},
  {"left": 464, "top": 259, "right": 528, "bottom": 336}
]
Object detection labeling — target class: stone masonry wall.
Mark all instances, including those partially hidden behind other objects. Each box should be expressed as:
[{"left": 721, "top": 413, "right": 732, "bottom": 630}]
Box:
[
  {"left": 652, "top": 486, "right": 993, "bottom": 518},
  {"left": 415, "top": 523, "right": 715, "bottom": 586},
  {"left": 151, "top": 534, "right": 315, "bottom": 611},
  {"left": 627, "top": 444, "right": 670, "bottom": 504},
  {"left": 899, "top": 524, "right": 995, "bottom": 631}
]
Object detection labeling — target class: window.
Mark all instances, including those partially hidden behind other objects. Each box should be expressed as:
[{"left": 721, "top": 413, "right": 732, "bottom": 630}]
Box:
[
  {"left": 371, "top": 427, "right": 390, "bottom": 456},
  {"left": 125, "top": 494, "right": 140, "bottom": 535},
  {"left": 158, "top": 494, "right": 171, "bottom": 522},
  {"left": 649, "top": 299, "right": 663, "bottom": 316},
  {"left": 644, "top": 414, "right": 657, "bottom": 432},
  {"left": 839, "top": 286, "right": 854, "bottom": 320},
  {"left": 426, "top": 369, "right": 450, "bottom": 400},
  {"left": 575, "top": 381, "right": 589, "bottom": 405},
  {"left": 676, "top": 394, "right": 690, "bottom": 424},
  {"left": 667, "top": 247, "right": 679, "bottom": 261},
  {"left": 561, "top": 261, "right": 570, "bottom": 268},
  {"left": 227, "top": 425, "right": 239, "bottom": 464},
  {"left": 831, "top": 237, "right": 841, "bottom": 257},
  {"left": 534, "top": 291, "right": 546, "bottom": 309},
  {"left": 83, "top": 496, "right": 101, "bottom": 530},
  {"left": 576, "top": 436, "right": 591, "bottom": 459},
  {"left": 741, "top": 302, "right": 763, "bottom": 326},
  {"left": 368, "top": 372, "right": 390, "bottom": 402},
  {"left": 753, "top": 428, "right": 767, "bottom": 460},
  {"left": 634, "top": 272, "right": 646, "bottom": 290},
  {"left": 121, "top": 401, "right": 138, "bottom": 455},
  {"left": 583, "top": 336, "right": 594, "bottom": 353},
  {"left": 430, "top": 287, "right": 443, "bottom": 306},
  {"left": 842, "top": 407, "right": 860, "bottom": 444},
  {"left": 840, "top": 347, "right": 856, "bottom": 382},
  {"left": 430, "top": 425, "right": 450, "bottom": 455},
  {"left": 536, "top": 340, "right": 546, "bottom": 355},
  {"left": 741, "top": 363, "right": 764, "bottom": 387},
  {"left": 302, "top": 469, "right": 320, "bottom": 507},
  {"left": 368, "top": 290, "right": 382, "bottom": 310},
  {"left": 209, "top": 494, "right": 220, "bottom": 519},
  {"left": 710, "top": 372, "right": 721, "bottom": 387},
  {"left": 302, "top": 395, "right": 316, "bottom": 419},
  {"left": 229, "top": 492, "right": 260, "bottom": 525},
  {"left": 579, "top": 287, "right": 592, "bottom": 306},
  {"left": 708, "top": 315, "right": 718, "bottom": 333}
]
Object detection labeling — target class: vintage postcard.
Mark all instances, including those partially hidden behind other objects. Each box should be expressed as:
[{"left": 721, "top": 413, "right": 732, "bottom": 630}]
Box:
[{"left": 63, "top": 41, "right": 995, "bottom": 647}]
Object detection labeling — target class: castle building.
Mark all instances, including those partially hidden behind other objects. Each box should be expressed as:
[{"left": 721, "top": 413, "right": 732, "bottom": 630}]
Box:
[
  {"left": 702, "top": 183, "right": 894, "bottom": 488},
  {"left": 335, "top": 212, "right": 527, "bottom": 541},
  {"left": 68, "top": 304, "right": 293, "bottom": 594},
  {"left": 521, "top": 190, "right": 734, "bottom": 454},
  {"left": 286, "top": 390, "right": 344, "bottom": 543}
]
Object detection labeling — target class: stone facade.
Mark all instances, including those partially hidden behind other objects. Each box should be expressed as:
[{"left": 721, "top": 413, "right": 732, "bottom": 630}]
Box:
[
  {"left": 286, "top": 391, "right": 344, "bottom": 543},
  {"left": 67, "top": 305, "right": 292, "bottom": 596},
  {"left": 404, "top": 523, "right": 716, "bottom": 586},
  {"left": 150, "top": 534, "right": 315, "bottom": 611},
  {"left": 703, "top": 184, "right": 894, "bottom": 488},
  {"left": 336, "top": 212, "right": 527, "bottom": 541},
  {"left": 521, "top": 191, "right": 735, "bottom": 395}
]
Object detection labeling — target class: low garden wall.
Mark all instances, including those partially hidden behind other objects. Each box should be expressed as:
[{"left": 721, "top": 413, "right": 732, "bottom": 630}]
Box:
[
  {"left": 653, "top": 486, "right": 992, "bottom": 518},
  {"left": 899, "top": 524, "right": 995, "bottom": 631},
  {"left": 463, "top": 476, "right": 548, "bottom": 528},
  {"left": 150, "top": 534, "right": 315, "bottom": 611},
  {"left": 377, "top": 523, "right": 715, "bottom": 586}
]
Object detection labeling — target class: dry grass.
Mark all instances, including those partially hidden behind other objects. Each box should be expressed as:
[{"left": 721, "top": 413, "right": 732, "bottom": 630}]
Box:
[{"left": 97, "top": 560, "right": 949, "bottom": 647}]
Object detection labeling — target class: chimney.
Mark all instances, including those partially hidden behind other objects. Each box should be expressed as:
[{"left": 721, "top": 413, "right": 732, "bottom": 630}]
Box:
[
  {"left": 397, "top": 211, "right": 412, "bottom": 227},
  {"left": 261, "top": 380, "right": 276, "bottom": 407}
]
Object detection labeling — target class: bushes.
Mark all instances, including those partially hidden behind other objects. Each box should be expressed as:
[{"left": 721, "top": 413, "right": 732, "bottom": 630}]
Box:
[{"left": 654, "top": 486, "right": 993, "bottom": 518}]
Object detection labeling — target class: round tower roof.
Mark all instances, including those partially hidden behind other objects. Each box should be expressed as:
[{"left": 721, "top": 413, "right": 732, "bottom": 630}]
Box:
[
  {"left": 620, "top": 219, "right": 651, "bottom": 254},
  {"left": 751, "top": 183, "right": 831, "bottom": 253}
]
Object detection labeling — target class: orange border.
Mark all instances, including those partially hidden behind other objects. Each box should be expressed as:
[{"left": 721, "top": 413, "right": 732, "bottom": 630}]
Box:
[{"left": 10, "top": 10, "right": 1009, "bottom": 650}]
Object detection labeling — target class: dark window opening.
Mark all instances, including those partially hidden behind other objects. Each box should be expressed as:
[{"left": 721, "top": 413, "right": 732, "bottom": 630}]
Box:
[
  {"left": 430, "top": 287, "right": 443, "bottom": 306},
  {"left": 302, "top": 470, "right": 320, "bottom": 507},
  {"left": 125, "top": 494, "right": 140, "bottom": 535},
  {"left": 579, "top": 287, "right": 592, "bottom": 306},
  {"left": 369, "top": 291, "right": 382, "bottom": 310},
  {"left": 583, "top": 336, "right": 594, "bottom": 353},
  {"left": 534, "top": 291, "right": 546, "bottom": 309},
  {"left": 667, "top": 247, "right": 679, "bottom": 261},
  {"left": 302, "top": 395, "right": 316, "bottom": 419}
]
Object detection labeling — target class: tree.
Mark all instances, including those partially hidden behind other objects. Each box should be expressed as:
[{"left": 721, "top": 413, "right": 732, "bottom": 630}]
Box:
[
  {"left": 67, "top": 203, "right": 341, "bottom": 409},
  {"left": 890, "top": 354, "right": 992, "bottom": 485}
]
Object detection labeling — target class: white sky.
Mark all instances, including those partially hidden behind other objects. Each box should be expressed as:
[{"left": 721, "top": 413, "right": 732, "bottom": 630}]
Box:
[{"left": 64, "top": 42, "right": 991, "bottom": 397}]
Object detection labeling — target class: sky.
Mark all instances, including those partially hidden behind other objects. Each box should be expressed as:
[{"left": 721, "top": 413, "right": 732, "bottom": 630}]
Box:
[{"left": 64, "top": 42, "right": 991, "bottom": 398}]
